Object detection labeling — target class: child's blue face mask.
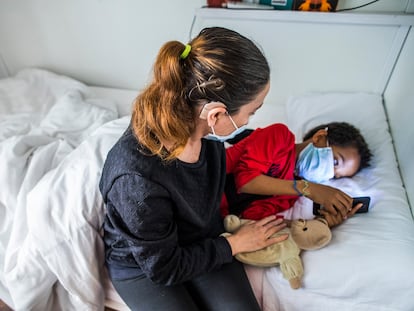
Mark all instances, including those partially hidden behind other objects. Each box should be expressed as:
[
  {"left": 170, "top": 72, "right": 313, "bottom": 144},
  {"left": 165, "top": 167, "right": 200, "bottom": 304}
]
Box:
[
  {"left": 296, "top": 142, "right": 334, "bottom": 183},
  {"left": 205, "top": 113, "right": 247, "bottom": 143}
]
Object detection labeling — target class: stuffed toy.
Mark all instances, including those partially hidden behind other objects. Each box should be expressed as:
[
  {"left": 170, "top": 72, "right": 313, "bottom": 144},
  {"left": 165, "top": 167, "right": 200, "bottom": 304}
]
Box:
[
  {"left": 222, "top": 215, "right": 332, "bottom": 289},
  {"left": 296, "top": 0, "right": 337, "bottom": 12}
]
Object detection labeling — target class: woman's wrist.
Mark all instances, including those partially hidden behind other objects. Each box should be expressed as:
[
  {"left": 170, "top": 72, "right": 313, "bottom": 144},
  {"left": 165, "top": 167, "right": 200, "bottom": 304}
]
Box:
[{"left": 224, "top": 234, "right": 239, "bottom": 256}]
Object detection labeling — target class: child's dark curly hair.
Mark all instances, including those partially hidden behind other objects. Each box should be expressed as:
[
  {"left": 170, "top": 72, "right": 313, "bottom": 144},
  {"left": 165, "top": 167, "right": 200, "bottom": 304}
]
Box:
[{"left": 303, "top": 122, "right": 372, "bottom": 171}]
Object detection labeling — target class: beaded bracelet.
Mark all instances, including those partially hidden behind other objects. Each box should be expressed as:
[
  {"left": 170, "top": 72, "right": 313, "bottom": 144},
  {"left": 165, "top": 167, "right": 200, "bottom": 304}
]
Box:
[
  {"left": 301, "top": 180, "right": 310, "bottom": 197},
  {"left": 293, "top": 179, "right": 311, "bottom": 197}
]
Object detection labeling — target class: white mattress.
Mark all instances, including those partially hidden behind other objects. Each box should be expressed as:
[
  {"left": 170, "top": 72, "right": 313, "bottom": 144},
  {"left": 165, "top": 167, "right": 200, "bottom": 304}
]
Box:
[{"left": 1, "top": 69, "right": 413, "bottom": 311}]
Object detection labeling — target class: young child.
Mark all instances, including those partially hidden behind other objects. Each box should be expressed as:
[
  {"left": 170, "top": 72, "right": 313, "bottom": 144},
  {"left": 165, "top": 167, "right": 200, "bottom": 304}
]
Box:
[{"left": 222, "top": 122, "right": 372, "bottom": 224}]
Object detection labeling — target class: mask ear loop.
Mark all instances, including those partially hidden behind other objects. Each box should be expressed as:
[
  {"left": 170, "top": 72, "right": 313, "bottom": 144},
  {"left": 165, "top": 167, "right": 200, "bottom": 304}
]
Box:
[
  {"left": 325, "top": 127, "right": 330, "bottom": 147},
  {"left": 211, "top": 125, "right": 217, "bottom": 135},
  {"left": 226, "top": 112, "right": 239, "bottom": 130}
]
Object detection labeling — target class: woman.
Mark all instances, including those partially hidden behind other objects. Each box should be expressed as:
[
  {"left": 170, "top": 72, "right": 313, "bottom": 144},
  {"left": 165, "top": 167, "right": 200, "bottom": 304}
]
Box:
[
  {"left": 223, "top": 122, "right": 371, "bottom": 225},
  {"left": 99, "top": 27, "right": 287, "bottom": 310}
]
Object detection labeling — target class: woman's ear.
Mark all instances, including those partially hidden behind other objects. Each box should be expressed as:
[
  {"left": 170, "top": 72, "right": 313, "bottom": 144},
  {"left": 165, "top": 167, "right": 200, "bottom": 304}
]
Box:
[
  {"left": 312, "top": 128, "right": 328, "bottom": 147},
  {"left": 199, "top": 102, "right": 227, "bottom": 127}
]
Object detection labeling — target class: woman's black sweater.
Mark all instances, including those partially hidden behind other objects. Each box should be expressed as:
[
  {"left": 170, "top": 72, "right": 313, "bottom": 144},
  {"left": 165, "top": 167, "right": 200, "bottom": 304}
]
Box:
[{"left": 99, "top": 127, "right": 233, "bottom": 285}]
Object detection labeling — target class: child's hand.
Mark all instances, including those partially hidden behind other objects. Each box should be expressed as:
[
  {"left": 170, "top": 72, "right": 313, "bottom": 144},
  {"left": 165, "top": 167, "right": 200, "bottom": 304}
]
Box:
[
  {"left": 308, "top": 182, "right": 353, "bottom": 219},
  {"left": 319, "top": 203, "right": 363, "bottom": 227}
]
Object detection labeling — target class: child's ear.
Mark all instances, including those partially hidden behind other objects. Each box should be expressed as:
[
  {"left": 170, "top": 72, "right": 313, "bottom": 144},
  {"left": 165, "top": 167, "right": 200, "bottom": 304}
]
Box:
[
  {"left": 312, "top": 128, "right": 328, "bottom": 147},
  {"left": 199, "top": 102, "right": 227, "bottom": 127}
]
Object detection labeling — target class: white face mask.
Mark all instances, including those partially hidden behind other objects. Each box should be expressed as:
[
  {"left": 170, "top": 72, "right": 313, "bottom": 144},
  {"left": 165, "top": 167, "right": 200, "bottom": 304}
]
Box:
[
  {"left": 296, "top": 142, "right": 334, "bottom": 183},
  {"left": 205, "top": 113, "right": 247, "bottom": 142}
]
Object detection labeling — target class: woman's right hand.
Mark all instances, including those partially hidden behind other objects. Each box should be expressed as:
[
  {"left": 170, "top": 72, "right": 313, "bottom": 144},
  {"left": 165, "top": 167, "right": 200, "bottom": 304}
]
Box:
[{"left": 225, "top": 215, "right": 288, "bottom": 256}]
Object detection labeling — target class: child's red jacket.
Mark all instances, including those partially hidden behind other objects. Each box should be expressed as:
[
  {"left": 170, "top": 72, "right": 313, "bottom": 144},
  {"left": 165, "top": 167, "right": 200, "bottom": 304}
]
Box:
[{"left": 222, "top": 123, "right": 299, "bottom": 220}]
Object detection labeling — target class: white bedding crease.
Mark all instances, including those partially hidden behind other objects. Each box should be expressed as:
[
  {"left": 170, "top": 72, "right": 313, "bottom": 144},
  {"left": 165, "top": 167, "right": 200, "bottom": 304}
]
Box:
[
  {"left": 1, "top": 69, "right": 414, "bottom": 311},
  {"left": 0, "top": 68, "right": 118, "bottom": 310}
]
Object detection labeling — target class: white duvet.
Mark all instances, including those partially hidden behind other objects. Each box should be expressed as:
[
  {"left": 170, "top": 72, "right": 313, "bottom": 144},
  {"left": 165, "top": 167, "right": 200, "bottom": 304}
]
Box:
[
  {"left": 0, "top": 69, "right": 119, "bottom": 310},
  {"left": 1, "top": 69, "right": 413, "bottom": 311}
]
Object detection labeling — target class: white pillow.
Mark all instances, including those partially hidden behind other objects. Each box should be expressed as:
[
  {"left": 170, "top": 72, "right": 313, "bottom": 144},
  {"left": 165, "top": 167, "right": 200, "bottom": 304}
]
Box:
[{"left": 286, "top": 92, "right": 384, "bottom": 144}]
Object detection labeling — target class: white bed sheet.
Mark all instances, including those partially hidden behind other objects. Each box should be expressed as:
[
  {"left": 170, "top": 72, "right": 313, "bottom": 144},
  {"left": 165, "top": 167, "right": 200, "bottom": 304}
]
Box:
[
  {"left": 2, "top": 70, "right": 413, "bottom": 311},
  {"left": 245, "top": 93, "right": 414, "bottom": 311}
]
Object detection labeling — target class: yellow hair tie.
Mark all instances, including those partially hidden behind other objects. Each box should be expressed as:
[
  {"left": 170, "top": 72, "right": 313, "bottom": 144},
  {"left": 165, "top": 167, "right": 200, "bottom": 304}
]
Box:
[{"left": 180, "top": 44, "right": 191, "bottom": 59}]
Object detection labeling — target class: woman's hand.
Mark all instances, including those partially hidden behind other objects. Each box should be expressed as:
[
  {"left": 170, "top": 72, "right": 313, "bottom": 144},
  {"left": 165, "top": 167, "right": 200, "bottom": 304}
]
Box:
[
  {"left": 307, "top": 182, "right": 353, "bottom": 218},
  {"left": 225, "top": 215, "right": 288, "bottom": 256},
  {"left": 319, "top": 202, "right": 363, "bottom": 227}
]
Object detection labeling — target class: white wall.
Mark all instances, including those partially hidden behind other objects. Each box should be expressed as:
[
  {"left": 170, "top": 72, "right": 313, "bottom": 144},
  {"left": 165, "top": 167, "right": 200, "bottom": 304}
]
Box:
[
  {"left": 0, "top": 0, "right": 412, "bottom": 90},
  {"left": 384, "top": 28, "right": 414, "bottom": 210},
  {"left": 337, "top": 0, "right": 413, "bottom": 13},
  {"left": 0, "top": 0, "right": 204, "bottom": 89}
]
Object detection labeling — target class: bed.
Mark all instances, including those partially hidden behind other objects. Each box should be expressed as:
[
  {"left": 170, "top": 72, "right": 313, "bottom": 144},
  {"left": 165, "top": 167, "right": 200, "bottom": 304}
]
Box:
[
  {"left": 1, "top": 67, "right": 413, "bottom": 311},
  {"left": 246, "top": 92, "right": 414, "bottom": 311}
]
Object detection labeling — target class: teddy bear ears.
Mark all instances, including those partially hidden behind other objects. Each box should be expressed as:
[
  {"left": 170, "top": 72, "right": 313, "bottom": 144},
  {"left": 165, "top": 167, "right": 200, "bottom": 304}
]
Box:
[
  {"left": 290, "top": 218, "right": 332, "bottom": 251},
  {"left": 223, "top": 214, "right": 242, "bottom": 233}
]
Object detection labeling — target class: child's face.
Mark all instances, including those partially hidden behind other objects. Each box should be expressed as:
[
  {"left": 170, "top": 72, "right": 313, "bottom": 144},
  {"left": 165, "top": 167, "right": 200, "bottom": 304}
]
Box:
[{"left": 331, "top": 145, "right": 361, "bottom": 178}]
